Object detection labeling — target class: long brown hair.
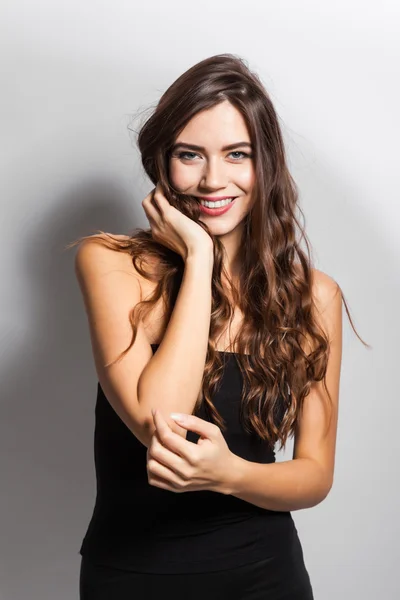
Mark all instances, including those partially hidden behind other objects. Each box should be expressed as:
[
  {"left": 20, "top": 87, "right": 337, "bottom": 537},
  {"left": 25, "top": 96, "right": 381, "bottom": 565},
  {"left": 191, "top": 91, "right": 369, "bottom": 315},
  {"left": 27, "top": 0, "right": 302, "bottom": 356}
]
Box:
[{"left": 66, "top": 53, "right": 369, "bottom": 452}]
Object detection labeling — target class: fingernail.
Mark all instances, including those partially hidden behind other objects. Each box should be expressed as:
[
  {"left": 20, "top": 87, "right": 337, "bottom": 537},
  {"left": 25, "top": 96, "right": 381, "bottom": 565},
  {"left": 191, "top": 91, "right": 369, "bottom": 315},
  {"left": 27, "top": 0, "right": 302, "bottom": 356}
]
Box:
[{"left": 170, "top": 413, "right": 185, "bottom": 422}]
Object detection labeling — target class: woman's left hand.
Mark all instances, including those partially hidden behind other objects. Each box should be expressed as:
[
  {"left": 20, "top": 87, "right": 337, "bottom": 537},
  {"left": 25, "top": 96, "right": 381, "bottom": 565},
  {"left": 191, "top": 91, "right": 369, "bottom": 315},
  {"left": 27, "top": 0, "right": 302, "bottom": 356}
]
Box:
[{"left": 146, "top": 409, "right": 236, "bottom": 495}]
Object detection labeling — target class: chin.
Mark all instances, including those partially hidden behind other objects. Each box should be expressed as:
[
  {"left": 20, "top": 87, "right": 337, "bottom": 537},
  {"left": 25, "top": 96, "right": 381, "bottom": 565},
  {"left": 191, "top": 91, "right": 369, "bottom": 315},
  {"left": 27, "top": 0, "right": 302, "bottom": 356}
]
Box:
[{"left": 199, "top": 219, "right": 243, "bottom": 237}]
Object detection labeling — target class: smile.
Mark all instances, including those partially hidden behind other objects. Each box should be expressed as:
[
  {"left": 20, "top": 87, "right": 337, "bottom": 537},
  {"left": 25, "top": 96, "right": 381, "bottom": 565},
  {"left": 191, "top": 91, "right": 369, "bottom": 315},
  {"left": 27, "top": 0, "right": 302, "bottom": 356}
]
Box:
[{"left": 197, "top": 197, "right": 237, "bottom": 216}]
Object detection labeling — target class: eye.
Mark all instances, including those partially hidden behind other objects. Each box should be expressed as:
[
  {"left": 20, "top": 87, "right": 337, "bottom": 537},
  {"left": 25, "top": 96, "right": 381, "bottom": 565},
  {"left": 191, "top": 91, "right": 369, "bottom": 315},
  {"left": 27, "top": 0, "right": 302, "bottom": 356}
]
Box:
[
  {"left": 176, "top": 151, "right": 251, "bottom": 161},
  {"left": 177, "top": 151, "right": 199, "bottom": 160},
  {"left": 229, "top": 151, "right": 250, "bottom": 160}
]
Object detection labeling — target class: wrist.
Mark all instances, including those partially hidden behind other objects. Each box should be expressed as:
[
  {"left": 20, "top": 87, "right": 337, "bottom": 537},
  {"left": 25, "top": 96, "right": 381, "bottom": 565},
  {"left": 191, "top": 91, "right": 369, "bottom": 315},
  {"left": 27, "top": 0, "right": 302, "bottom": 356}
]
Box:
[
  {"left": 185, "top": 248, "right": 214, "bottom": 270},
  {"left": 221, "top": 453, "right": 245, "bottom": 496}
]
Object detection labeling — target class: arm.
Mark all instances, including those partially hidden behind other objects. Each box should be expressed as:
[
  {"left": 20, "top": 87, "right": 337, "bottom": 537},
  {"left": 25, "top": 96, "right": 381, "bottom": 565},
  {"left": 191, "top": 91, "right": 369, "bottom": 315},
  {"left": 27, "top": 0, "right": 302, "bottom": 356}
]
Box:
[
  {"left": 74, "top": 238, "right": 213, "bottom": 449},
  {"left": 225, "top": 271, "right": 343, "bottom": 511},
  {"left": 225, "top": 456, "right": 331, "bottom": 511},
  {"left": 138, "top": 251, "right": 214, "bottom": 439}
]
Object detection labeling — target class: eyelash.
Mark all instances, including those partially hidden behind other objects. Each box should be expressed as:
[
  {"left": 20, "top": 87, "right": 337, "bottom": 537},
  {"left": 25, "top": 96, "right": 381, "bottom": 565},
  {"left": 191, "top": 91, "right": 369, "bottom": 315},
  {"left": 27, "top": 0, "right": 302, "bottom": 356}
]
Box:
[{"left": 177, "top": 151, "right": 251, "bottom": 161}]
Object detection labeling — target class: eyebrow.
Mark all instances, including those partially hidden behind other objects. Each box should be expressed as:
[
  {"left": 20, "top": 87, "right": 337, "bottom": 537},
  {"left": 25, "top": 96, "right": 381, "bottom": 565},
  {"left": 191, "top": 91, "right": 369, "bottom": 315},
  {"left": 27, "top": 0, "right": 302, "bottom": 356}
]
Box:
[{"left": 171, "top": 141, "right": 253, "bottom": 152}]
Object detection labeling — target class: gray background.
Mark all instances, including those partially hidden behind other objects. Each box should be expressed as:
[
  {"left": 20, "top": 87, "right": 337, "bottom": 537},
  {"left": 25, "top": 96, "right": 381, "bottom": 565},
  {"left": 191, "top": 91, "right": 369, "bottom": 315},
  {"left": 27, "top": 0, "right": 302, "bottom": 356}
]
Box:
[{"left": 1, "top": 0, "right": 398, "bottom": 598}]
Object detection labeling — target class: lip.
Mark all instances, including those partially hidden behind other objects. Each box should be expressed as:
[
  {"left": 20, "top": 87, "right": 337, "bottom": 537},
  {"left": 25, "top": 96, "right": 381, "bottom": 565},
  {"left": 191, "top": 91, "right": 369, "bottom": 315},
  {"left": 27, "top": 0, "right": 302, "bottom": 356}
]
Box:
[{"left": 198, "top": 197, "right": 237, "bottom": 216}]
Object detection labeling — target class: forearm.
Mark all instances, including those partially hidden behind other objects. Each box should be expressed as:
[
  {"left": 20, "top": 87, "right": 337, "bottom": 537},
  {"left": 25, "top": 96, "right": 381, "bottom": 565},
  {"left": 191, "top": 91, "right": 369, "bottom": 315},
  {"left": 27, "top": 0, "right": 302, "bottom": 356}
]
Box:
[
  {"left": 138, "top": 251, "right": 213, "bottom": 433},
  {"left": 226, "top": 455, "right": 332, "bottom": 512}
]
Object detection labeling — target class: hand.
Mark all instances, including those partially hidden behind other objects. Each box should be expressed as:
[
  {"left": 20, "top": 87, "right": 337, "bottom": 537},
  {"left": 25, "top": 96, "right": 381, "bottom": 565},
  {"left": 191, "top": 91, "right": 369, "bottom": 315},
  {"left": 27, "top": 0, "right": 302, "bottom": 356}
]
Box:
[
  {"left": 141, "top": 182, "right": 214, "bottom": 261},
  {"left": 146, "top": 409, "right": 235, "bottom": 495}
]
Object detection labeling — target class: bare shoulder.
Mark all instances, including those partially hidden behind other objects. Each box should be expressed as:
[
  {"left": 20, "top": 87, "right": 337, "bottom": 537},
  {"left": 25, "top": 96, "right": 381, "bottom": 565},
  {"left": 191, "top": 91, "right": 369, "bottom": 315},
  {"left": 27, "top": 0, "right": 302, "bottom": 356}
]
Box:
[
  {"left": 310, "top": 268, "right": 341, "bottom": 311},
  {"left": 74, "top": 233, "right": 162, "bottom": 313},
  {"left": 310, "top": 268, "right": 342, "bottom": 346},
  {"left": 75, "top": 233, "right": 140, "bottom": 279},
  {"left": 74, "top": 232, "right": 165, "bottom": 354},
  {"left": 292, "top": 263, "right": 342, "bottom": 344},
  {"left": 292, "top": 263, "right": 340, "bottom": 305}
]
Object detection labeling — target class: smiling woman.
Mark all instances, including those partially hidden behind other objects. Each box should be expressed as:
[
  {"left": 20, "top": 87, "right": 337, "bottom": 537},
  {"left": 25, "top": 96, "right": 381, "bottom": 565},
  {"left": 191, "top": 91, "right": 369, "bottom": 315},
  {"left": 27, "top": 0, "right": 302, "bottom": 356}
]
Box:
[
  {"left": 66, "top": 53, "right": 368, "bottom": 600},
  {"left": 167, "top": 101, "right": 256, "bottom": 239}
]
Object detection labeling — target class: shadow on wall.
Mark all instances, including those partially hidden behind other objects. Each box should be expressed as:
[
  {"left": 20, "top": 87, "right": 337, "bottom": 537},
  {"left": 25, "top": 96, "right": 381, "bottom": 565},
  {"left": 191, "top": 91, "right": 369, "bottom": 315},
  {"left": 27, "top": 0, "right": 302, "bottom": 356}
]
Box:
[{"left": 0, "top": 176, "right": 143, "bottom": 600}]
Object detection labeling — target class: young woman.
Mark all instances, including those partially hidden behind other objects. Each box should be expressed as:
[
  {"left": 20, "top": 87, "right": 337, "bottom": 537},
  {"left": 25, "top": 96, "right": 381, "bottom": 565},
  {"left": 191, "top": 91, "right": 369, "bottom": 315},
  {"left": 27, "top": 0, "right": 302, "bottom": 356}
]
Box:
[{"left": 68, "top": 53, "right": 366, "bottom": 599}]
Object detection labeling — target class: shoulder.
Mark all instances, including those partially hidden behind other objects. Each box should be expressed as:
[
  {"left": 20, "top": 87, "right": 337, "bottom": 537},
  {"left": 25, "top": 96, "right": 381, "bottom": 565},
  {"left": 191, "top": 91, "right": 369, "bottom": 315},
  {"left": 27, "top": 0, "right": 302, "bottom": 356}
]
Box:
[
  {"left": 74, "top": 233, "right": 141, "bottom": 284},
  {"left": 292, "top": 263, "right": 342, "bottom": 342},
  {"left": 310, "top": 268, "right": 341, "bottom": 311},
  {"left": 74, "top": 232, "right": 163, "bottom": 298},
  {"left": 310, "top": 268, "right": 342, "bottom": 343},
  {"left": 293, "top": 264, "right": 341, "bottom": 307},
  {"left": 75, "top": 232, "right": 131, "bottom": 260}
]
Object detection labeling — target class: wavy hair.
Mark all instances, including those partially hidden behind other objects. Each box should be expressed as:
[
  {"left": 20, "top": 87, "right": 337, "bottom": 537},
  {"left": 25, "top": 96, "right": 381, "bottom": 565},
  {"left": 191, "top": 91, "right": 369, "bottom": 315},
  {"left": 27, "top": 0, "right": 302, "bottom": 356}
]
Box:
[{"left": 66, "top": 53, "right": 369, "bottom": 451}]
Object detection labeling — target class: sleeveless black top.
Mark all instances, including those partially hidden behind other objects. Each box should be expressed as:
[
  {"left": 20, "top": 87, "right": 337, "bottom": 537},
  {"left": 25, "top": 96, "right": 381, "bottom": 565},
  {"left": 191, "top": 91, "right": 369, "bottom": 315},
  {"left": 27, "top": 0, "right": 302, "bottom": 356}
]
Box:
[{"left": 79, "top": 343, "right": 297, "bottom": 574}]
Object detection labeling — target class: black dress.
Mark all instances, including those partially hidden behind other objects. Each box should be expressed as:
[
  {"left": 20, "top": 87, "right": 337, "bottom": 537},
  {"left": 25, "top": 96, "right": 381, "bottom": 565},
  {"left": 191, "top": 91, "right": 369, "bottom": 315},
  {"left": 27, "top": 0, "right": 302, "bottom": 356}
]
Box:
[{"left": 79, "top": 344, "right": 314, "bottom": 599}]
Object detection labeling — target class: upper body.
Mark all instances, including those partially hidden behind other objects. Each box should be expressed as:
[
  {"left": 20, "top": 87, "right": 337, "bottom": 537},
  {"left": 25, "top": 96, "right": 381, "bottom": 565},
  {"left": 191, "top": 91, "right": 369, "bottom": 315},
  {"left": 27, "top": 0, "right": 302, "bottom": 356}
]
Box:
[
  {"left": 72, "top": 57, "right": 345, "bottom": 572},
  {"left": 75, "top": 233, "right": 341, "bottom": 503},
  {"left": 75, "top": 233, "right": 342, "bottom": 573}
]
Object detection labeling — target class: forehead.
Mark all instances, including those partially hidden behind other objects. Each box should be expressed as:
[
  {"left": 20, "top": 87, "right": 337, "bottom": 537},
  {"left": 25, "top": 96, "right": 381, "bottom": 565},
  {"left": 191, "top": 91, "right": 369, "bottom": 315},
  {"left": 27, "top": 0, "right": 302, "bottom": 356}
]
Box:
[{"left": 175, "top": 101, "right": 250, "bottom": 147}]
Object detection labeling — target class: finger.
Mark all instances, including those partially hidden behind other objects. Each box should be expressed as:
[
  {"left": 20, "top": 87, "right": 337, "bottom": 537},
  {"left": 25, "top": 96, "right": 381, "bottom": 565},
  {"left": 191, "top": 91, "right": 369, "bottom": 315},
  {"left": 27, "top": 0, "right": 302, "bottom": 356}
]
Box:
[
  {"left": 169, "top": 412, "right": 220, "bottom": 440},
  {"left": 142, "top": 188, "right": 162, "bottom": 223},
  {"left": 141, "top": 187, "right": 156, "bottom": 207},
  {"left": 149, "top": 427, "right": 190, "bottom": 475},
  {"left": 153, "top": 183, "right": 170, "bottom": 212},
  {"left": 147, "top": 457, "right": 187, "bottom": 489},
  {"left": 148, "top": 474, "right": 197, "bottom": 493},
  {"left": 153, "top": 409, "right": 198, "bottom": 463},
  {"left": 147, "top": 475, "right": 175, "bottom": 492}
]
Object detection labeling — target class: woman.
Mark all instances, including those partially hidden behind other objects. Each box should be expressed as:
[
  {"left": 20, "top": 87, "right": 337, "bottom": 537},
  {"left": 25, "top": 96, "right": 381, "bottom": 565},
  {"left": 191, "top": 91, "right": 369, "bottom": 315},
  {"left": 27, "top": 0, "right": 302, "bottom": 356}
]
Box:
[{"left": 68, "top": 53, "right": 366, "bottom": 599}]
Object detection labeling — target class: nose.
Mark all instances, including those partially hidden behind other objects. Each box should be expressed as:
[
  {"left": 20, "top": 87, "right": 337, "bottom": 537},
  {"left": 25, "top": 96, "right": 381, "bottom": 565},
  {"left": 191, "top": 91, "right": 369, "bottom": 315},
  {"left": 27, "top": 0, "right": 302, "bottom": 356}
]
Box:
[{"left": 200, "top": 156, "right": 228, "bottom": 190}]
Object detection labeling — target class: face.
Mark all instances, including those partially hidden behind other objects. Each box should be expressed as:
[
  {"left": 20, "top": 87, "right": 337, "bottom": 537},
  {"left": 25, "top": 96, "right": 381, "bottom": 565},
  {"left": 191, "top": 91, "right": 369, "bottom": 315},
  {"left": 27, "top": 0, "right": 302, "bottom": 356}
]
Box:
[{"left": 168, "top": 100, "right": 256, "bottom": 239}]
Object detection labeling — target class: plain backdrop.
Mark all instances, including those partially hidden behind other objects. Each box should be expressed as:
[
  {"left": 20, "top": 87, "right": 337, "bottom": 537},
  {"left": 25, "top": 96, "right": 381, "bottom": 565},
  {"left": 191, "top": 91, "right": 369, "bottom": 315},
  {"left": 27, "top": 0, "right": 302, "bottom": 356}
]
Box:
[{"left": 1, "top": 1, "right": 399, "bottom": 598}]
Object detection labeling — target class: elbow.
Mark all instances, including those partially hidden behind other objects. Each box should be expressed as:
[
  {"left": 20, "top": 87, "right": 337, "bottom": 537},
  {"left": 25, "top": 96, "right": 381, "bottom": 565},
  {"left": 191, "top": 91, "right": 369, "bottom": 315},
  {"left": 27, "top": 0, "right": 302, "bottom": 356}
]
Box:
[
  {"left": 316, "top": 473, "right": 334, "bottom": 506},
  {"left": 308, "top": 460, "right": 334, "bottom": 507},
  {"left": 126, "top": 416, "right": 153, "bottom": 449},
  {"left": 322, "top": 478, "right": 334, "bottom": 501}
]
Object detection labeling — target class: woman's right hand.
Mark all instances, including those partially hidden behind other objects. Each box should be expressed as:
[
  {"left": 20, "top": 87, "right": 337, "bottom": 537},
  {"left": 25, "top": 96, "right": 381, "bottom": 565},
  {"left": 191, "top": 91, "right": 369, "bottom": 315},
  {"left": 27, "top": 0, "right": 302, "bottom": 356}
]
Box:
[{"left": 142, "top": 182, "right": 214, "bottom": 261}]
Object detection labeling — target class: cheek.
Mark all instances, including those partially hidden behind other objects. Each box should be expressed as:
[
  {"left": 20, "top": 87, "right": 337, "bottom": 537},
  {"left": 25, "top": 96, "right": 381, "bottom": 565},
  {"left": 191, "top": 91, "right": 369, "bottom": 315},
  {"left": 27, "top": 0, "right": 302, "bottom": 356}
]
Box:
[
  {"left": 169, "top": 163, "right": 195, "bottom": 191},
  {"left": 239, "top": 165, "right": 255, "bottom": 191}
]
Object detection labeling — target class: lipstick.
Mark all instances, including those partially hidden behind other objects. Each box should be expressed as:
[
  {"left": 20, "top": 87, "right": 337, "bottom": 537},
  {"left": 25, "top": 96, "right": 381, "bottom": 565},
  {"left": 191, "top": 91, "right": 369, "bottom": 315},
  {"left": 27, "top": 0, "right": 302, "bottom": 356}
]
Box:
[{"left": 198, "top": 197, "right": 237, "bottom": 216}]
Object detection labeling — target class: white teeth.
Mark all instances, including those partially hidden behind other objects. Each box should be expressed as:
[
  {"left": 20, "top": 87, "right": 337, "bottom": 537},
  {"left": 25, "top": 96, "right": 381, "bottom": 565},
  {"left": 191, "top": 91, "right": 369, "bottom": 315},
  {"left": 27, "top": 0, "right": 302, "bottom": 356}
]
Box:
[{"left": 200, "top": 198, "right": 235, "bottom": 208}]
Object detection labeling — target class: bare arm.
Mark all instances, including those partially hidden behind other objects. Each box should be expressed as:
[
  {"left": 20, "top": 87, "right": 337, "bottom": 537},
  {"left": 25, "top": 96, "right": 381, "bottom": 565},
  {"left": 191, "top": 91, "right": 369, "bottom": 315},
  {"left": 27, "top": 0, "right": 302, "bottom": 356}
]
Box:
[
  {"left": 74, "top": 239, "right": 213, "bottom": 449},
  {"left": 222, "top": 273, "right": 342, "bottom": 510},
  {"left": 138, "top": 251, "right": 214, "bottom": 439}
]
